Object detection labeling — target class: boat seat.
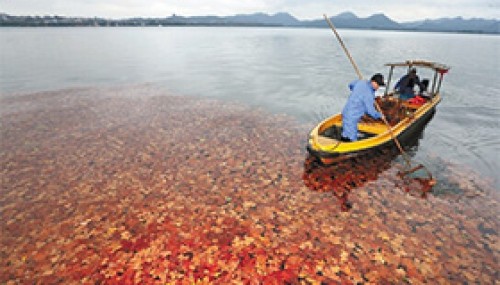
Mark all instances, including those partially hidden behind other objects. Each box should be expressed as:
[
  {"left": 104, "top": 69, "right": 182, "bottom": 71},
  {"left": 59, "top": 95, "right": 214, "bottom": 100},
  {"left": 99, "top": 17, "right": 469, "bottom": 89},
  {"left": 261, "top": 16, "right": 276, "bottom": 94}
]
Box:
[
  {"left": 357, "top": 122, "right": 387, "bottom": 135},
  {"left": 320, "top": 123, "right": 381, "bottom": 143},
  {"left": 317, "top": 135, "right": 337, "bottom": 145},
  {"left": 330, "top": 121, "right": 387, "bottom": 135}
]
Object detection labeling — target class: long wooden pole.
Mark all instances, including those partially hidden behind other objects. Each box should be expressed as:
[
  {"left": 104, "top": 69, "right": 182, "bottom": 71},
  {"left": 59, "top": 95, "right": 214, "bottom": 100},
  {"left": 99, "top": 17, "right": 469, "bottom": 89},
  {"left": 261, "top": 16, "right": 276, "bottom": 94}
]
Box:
[
  {"left": 323, "top": 15, "right": 363, "bottom": 79},
  {"left": 323, "top": 14, "right": 413, "bottom": 168}
]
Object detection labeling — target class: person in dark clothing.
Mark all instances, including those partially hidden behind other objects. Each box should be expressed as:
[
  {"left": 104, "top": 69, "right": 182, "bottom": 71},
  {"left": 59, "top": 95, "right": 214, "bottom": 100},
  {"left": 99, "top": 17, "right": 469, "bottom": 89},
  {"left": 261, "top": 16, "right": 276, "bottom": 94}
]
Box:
[{"left": 395, "top": 68, "right": 425, "bottom": 100}]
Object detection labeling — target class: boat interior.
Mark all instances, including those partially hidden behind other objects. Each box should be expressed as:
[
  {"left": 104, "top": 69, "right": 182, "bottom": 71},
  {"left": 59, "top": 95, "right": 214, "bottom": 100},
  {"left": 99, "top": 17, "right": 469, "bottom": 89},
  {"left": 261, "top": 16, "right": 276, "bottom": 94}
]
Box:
[
  {"left": 317, "top": 60, "right": 451, "bottom": 143},
  {"left": 319, "top": 95, "right": 422, "bottom": 141}
]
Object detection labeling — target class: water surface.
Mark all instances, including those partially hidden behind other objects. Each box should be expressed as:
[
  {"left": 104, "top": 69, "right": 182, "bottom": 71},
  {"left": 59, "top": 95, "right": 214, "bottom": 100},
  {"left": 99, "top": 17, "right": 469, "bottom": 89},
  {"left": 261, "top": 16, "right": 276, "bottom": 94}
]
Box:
[
  {"left": 1, "top": 27, "right": 499, "bottom": 282},
  {"left": 1, "top": 27, "right": 498, "bottom": 188},
  {"left": 1, "top": 86, "right": 498, "bottom": 283}
]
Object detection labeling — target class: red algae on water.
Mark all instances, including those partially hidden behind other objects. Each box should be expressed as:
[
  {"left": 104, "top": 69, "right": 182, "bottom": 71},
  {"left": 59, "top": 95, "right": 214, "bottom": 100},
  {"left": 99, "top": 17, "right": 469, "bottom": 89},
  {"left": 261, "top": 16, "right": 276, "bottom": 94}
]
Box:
[{"left": 1, "top": 85, "right": 498, "bottom": 284}]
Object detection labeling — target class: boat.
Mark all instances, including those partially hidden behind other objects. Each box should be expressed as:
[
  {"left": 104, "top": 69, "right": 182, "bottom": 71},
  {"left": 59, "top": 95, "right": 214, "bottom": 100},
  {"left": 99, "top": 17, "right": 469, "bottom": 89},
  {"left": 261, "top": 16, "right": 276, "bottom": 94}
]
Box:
[{"left": 307, "top": 60, "right": 450, "bottom": 165}]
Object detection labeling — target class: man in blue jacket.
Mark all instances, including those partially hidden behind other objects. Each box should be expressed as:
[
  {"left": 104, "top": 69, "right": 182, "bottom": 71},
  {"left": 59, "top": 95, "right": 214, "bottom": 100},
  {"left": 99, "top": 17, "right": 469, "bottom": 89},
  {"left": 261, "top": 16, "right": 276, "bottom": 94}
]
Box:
[{"left": 340, "top": 73, "right": 385, "bottom": 142}]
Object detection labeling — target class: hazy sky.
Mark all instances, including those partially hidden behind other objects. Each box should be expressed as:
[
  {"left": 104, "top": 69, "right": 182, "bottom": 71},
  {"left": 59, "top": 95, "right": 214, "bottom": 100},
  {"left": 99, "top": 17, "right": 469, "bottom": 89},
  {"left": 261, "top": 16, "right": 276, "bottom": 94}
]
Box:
[{"left": 1, "top": 0, "right": 498, "bottom": 22}]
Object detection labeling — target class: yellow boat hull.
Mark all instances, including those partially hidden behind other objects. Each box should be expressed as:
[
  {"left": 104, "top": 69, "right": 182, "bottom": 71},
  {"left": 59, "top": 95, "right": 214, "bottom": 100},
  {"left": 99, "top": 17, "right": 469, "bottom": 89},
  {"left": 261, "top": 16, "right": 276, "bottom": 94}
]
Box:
[{"left": 307, "top": 94, "right": 441, "bottom": 165}]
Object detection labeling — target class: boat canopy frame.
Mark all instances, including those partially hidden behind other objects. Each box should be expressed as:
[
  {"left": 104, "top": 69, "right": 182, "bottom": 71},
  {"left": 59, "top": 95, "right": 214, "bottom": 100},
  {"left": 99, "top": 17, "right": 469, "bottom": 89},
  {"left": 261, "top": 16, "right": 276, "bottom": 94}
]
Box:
[{"left": 384, "top": 60, "right": 450, "bottom": 97}]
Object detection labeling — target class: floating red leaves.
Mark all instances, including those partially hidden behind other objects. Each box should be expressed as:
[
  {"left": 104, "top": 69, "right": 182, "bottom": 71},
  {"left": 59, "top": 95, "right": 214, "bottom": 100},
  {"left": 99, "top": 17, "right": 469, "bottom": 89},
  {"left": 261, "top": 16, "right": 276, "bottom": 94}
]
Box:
[
  {"left": 302, "top": 145, "right": 400, "bottom": 211},
  {"left": 1, "top": 86, "right": 498, "bottom": 284}
]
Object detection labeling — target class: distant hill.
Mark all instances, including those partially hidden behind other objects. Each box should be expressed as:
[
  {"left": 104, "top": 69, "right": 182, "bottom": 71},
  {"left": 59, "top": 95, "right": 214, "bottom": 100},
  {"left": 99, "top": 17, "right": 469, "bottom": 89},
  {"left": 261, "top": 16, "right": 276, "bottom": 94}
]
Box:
[
  {"left": 303, "top": 12, "right": 401, "bottom": 30},
  {"left": 1, "top": 11, "right": 498, "bottom": 34},
  {"left": 400, "top": 17, "right": 499, "bottom": 34},
  {"left": 230, "top": 12, "right": 301, "bottom": 26}
]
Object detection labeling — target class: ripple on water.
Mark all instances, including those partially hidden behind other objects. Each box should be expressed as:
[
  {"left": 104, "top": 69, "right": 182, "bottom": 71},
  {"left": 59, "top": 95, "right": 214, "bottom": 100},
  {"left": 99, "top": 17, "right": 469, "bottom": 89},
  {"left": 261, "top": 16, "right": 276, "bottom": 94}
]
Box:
[{"left": 430, "top": 106, "right": 500, "bottom": 188}]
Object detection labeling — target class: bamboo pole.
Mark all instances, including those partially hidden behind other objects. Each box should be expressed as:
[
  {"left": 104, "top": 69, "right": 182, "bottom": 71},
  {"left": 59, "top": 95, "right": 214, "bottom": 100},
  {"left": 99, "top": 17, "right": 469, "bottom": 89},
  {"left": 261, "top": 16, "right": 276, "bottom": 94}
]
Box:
[{"left": 323, "top": 14, "right": 426, "bottom": 173}]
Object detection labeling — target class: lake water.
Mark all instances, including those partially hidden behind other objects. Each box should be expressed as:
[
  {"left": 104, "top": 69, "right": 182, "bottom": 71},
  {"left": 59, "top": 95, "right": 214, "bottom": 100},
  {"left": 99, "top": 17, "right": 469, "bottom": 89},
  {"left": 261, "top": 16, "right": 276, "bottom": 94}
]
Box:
[
  {"left": 1, "top": 27, "right": 499, "bottom": 188},
  {"left": 1, "top": 27, "right": 499, "bottom": 283}
]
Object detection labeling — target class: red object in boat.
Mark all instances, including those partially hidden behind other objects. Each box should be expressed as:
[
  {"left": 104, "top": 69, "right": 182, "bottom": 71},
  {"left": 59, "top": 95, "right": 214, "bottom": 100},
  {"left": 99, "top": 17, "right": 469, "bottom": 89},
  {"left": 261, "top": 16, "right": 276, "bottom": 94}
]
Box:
[{"left": 407, "top": 95, "right": 426, "bottom": 105}]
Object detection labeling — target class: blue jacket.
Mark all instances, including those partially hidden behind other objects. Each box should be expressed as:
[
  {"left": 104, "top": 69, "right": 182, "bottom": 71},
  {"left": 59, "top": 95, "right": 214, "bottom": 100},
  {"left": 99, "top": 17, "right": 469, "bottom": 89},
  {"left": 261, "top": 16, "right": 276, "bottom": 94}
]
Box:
[{"left": 341, "top": 80, "right": 381, "bottom": 141}]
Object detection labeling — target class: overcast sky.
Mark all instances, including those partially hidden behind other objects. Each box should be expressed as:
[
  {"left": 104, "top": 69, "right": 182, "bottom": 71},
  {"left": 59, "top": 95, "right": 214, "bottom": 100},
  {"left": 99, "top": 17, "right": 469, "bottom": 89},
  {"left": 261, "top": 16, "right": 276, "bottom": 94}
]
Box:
[{"left": 1, "top": 0, "right": 498, "bottom": 22}]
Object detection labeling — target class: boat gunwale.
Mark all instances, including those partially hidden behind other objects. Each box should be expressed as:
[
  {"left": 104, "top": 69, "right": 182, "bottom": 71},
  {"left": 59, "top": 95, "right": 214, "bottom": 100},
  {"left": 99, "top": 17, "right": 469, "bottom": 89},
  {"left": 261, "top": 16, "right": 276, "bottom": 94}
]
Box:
[{"left": 308, "top": 93, "right": 441, "bottom": 155}]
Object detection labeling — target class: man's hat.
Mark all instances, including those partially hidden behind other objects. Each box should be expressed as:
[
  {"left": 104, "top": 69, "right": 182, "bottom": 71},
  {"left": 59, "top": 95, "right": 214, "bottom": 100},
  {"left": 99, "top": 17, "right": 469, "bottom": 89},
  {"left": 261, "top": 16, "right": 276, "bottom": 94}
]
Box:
[{"left": 371, "top": 73, "right": 385, "bottom": 86}]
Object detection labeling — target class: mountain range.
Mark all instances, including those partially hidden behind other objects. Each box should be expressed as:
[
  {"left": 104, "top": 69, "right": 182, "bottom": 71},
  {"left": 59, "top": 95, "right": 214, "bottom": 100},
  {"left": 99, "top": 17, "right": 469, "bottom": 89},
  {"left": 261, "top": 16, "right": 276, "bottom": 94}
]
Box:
[{"left": 1, "top": 11, "right": 498, "bottom": 34}]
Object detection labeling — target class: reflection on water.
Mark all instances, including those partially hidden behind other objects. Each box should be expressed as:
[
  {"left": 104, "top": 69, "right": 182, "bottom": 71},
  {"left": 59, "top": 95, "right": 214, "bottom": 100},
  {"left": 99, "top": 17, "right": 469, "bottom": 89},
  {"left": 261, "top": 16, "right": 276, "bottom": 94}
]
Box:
[{"left": 303, "top": 148, "right": 396, "bottom": 211}]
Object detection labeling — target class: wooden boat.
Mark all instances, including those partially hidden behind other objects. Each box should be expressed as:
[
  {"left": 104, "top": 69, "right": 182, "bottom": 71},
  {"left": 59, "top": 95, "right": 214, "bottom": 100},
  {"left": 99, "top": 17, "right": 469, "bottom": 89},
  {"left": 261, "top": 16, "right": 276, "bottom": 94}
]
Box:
[{"left": 307, "top": 60, "right": 450, "bottom": 165}]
